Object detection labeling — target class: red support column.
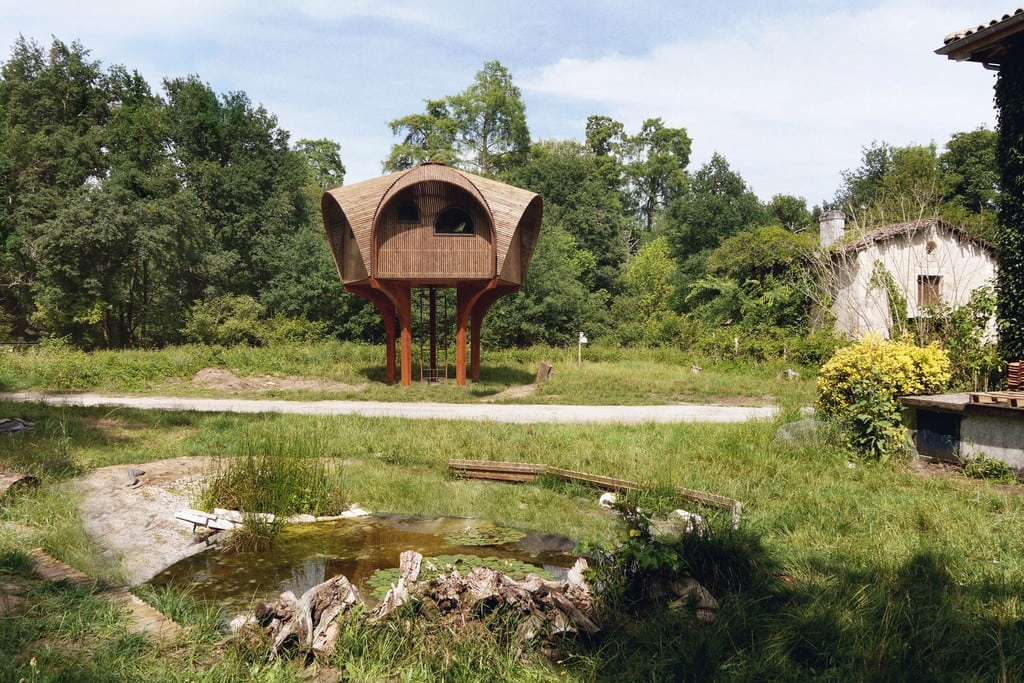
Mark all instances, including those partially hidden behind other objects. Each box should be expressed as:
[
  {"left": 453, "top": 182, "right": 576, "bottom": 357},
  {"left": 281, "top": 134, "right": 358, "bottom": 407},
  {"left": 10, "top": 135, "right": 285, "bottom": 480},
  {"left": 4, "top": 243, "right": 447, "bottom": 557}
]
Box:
[
  {"left": 455, "top": 288, "right": 471, "bottom": 386},
  {"left": 393, "top": 284, "right": 413, "bottom": 387},
  {"left": 348, "top": 284, "right": 398, "bottom": 384}
]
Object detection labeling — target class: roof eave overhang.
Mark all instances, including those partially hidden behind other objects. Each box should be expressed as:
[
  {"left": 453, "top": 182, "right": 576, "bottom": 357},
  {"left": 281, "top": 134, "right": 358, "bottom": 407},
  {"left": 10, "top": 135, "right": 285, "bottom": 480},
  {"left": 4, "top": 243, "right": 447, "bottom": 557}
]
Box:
[{"left": 937, "top": 11, "right": 1024, "bottom": 67}]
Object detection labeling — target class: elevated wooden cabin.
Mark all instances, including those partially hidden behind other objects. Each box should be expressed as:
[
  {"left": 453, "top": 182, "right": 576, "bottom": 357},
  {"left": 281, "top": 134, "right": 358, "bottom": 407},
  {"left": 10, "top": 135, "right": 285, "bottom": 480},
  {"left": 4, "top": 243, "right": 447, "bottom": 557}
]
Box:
[{"left": 322, "top": 163, "right": 543, "bottom": 386}]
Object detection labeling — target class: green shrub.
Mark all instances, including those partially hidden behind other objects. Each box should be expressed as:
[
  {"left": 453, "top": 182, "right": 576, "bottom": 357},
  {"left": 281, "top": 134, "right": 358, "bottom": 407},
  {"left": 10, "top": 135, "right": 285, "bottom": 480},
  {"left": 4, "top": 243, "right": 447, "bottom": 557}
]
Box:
[
  {"left": 962, "top": 453, "right": 1017, "bottom": 484},
  {"left": 817, "top": 334, "right": 950, "bottom": 461}
]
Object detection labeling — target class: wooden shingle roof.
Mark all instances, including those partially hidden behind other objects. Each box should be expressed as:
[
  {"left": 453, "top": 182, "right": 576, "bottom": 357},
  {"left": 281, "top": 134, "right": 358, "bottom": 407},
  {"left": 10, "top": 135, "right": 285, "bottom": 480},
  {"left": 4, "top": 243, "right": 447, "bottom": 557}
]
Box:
[{"left": 321, "top": 163, "right": 542, "bottom": 283}]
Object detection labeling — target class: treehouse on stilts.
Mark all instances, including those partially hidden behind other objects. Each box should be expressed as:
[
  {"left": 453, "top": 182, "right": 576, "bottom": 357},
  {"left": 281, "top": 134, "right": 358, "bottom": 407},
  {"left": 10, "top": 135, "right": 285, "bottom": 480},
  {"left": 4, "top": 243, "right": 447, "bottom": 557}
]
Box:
[{"left": 321, "top": 163, "right": 543, "bottom": 386}]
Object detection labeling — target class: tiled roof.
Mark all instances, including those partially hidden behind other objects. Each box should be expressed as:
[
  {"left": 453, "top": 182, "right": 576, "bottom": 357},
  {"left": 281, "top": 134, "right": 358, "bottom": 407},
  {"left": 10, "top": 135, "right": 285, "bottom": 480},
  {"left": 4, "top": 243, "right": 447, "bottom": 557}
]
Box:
[
  {"left": 944, "top": 8, "right": 1024, "bottom": 45},
  {"left": 834, "top": 218, "right": 991, "bottom": 255},
  {"left": 938, "top": 8, "right": 1024, "bottom": 65}
]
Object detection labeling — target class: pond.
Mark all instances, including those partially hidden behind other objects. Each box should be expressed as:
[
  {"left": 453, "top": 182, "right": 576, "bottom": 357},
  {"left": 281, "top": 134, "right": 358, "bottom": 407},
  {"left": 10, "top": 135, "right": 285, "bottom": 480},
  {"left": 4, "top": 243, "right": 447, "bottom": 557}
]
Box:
[{"left": 148, "top": 515, "right": 579, "bottom": 615}]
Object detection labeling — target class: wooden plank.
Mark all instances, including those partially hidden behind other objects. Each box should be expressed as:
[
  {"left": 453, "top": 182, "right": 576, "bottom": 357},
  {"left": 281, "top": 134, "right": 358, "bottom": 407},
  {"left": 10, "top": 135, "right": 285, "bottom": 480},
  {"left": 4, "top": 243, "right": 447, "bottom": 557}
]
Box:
[
  {"left": 546, "top": 467, "right": 640, "bottom": 492},
  {"left": 28, "top": 549, "right": 180, "bottom": 641},
  {"left": 449, "top": 459, "right": 547, "bottom": 475},
  {"left": 447, "top": 460, "right": 742, "bottom": 528},
  {"left": 453, "top": 470, "right": 539, "bottom": 483}
]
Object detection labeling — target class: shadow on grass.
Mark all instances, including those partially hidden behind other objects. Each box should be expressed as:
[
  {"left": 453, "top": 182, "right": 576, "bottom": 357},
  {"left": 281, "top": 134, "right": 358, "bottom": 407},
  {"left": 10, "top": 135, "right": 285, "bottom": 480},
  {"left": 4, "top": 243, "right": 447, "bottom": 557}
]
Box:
[
  {"left": 575, "top": 531, "right": 1024, "bottom": 681},
  {"left": 356, "top": 363, "right": 535, "bottom": 390},
  {"left": 0, "top": 402, "right": 200, "bottom": 479}
]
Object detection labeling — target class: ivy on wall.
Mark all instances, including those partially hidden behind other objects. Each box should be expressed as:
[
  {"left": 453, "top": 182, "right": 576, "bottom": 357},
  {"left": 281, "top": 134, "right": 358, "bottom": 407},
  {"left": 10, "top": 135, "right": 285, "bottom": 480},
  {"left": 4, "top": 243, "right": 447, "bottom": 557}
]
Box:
[
  {"left": 995, "top": 36, "right": 1024, "bottom": 360},
  {"left": 868, "top": 261, "right": 908, "bottom": 338}
]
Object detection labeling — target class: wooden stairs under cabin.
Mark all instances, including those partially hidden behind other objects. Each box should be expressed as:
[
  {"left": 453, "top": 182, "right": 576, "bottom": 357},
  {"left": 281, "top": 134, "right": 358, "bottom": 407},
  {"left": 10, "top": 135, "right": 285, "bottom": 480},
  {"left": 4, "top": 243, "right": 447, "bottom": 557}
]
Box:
[
  {"left": 968, "top": 361, "right": 1024, "bottom": 409},
  {"left": 448, "top": 459, "right": 743, "bottom": 529}
]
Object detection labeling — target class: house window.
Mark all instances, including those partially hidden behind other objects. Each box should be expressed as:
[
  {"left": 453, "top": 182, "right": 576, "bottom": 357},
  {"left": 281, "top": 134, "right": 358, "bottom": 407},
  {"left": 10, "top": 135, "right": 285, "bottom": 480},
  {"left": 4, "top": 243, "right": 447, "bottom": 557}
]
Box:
[
  {"left": 918, "top": 275, "right": 942, "bottom": 308},
  {"left": 397, "top": 200, "right": 420, "bottom": 223},
  {"left": 435, "top": 207, "right": 474, "bottom": 235}
]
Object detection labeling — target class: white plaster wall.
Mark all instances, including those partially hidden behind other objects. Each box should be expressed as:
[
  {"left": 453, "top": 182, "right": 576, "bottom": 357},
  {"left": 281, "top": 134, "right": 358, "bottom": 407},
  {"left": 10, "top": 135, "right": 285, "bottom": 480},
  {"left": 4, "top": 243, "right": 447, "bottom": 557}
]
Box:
[{"left": 831, "top": 225, "right": 996, "bottom": 338}]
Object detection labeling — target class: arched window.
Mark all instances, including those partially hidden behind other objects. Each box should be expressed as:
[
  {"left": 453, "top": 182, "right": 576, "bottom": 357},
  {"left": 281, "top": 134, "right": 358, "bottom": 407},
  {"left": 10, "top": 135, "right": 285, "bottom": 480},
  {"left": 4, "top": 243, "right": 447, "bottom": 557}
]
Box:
[
  {"left": 397, "top": 200, "right": 420, "bottom": 223},
  {"left": 434, "top": 207, "right": 474, "bottom": 235}
]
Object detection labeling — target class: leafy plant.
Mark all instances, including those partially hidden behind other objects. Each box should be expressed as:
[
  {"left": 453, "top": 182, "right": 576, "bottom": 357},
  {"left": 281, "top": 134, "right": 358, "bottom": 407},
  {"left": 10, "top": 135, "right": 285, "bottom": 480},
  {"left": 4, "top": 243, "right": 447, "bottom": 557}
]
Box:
[
  {"left": 583, "top": 497, "right": 689, "bottom": 605},
  {"left": 962, "top": 452, "right": 1017, "bottom": 484},
  {"left": 818, "top": 333, "right": 950, "bottom": 460}
]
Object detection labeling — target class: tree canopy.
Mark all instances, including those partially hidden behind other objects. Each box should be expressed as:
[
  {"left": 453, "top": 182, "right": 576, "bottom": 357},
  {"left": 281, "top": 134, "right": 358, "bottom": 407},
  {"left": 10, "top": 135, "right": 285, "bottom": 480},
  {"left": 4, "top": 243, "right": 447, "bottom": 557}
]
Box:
[{"left": 0, "top": 36, "right": 1005, "bottom": 364}]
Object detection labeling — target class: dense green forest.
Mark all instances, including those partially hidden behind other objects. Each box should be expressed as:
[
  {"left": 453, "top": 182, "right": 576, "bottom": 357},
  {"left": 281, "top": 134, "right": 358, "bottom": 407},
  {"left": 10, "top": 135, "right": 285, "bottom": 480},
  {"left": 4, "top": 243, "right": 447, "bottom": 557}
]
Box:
[{"left": 0, "top": 38, "right": 1000, "bottom": 359}]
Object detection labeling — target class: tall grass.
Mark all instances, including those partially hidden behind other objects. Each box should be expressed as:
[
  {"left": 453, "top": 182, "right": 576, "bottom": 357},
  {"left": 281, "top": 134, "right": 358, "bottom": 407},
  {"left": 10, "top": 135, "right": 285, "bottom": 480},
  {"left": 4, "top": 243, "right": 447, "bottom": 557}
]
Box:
[
  {"left": 3, "top": 389, "right": 1024, "bottom": 677},
  {"left": 196, "top": 420, "right": 348, "bottom": 549},
  {"left": 0, "top": 341, "right": 817, "bottom": 406}
]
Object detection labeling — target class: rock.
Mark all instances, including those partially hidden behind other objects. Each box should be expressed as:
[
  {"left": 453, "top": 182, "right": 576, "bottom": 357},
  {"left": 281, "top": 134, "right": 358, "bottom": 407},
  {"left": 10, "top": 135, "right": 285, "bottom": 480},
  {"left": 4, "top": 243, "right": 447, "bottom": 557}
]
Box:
[{"left": 649, "top": 509, "right": 707, "bottom": 542}]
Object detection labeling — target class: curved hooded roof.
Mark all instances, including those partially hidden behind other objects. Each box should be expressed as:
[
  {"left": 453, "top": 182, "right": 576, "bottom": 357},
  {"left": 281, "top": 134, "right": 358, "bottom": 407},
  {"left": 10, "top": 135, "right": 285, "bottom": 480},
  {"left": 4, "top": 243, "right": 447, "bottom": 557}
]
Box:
[{"left": 322, "top": 163, "right": 542, "bottom": 285}]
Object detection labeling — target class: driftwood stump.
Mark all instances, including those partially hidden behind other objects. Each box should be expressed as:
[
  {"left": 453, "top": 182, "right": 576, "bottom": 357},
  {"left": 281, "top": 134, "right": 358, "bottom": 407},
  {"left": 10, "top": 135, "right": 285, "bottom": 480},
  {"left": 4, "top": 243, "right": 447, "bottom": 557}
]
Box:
[
  {"left": 251, "top": 551, "right": 600, "bottom": 665},
  {"left": 257, "top": 575, "right": 362, "bottom": 659},
  {"left": 535, "top": 362, "right": 554, "bottom": 381}
]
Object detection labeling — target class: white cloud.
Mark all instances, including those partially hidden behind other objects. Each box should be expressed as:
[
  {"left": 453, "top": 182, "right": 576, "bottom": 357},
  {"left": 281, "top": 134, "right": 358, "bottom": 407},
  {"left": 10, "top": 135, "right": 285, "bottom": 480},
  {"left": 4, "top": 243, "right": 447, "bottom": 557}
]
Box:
[{"left": 523, "top": 1, "right": 1001, "bottom": 204}]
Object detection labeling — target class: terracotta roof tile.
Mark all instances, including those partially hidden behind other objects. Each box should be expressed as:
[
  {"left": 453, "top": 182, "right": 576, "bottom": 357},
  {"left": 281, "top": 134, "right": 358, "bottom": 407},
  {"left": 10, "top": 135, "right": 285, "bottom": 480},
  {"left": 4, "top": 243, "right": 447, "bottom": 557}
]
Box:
[
  {"left": 944, "top": 8, "right": 1024, "bottom": 45},
  {"left": 834, "top": 218, "right": 991, "bottom": 254}
]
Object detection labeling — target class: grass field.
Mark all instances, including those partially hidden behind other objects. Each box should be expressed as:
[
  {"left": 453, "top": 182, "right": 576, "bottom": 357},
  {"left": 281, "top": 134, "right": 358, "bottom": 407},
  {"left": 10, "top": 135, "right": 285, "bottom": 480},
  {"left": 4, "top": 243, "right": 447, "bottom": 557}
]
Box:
[
  {"left": 0, "top": 341, "right": 817, "bottom": 407},
  {"left": 1, "top": 345, "right": 1022, "bottom": 680}
]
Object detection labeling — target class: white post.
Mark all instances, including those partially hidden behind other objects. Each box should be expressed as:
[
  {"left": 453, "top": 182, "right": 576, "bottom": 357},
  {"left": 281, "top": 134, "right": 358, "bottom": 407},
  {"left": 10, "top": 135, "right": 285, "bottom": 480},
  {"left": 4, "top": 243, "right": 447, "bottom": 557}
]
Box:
[{"left": 578, "top": 331, "right": 588, "bottom": 367}]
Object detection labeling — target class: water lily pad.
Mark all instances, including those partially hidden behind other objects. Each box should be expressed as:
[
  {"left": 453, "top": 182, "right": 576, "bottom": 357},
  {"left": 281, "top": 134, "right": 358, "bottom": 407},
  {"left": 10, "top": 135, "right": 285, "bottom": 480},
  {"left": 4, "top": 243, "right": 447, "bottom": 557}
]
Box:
[{"left": 442, "top": 524, "right": 526, "bottom": 547}]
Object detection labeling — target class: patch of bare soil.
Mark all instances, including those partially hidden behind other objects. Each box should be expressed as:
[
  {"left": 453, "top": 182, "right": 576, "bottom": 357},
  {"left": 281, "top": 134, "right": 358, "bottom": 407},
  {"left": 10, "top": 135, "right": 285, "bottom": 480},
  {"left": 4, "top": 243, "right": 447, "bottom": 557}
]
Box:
[
  {"left": 912, "top": 458, "right": 1024, "bottom": 495},
  {"left": 479, "top": 384, "right": 537, "bottom": 403},
  {"left": 190, "top": 367, "right": 368, "bottom": 394},
  {"left": 75, "top": 457, "right": 212, "bottom": 586}
]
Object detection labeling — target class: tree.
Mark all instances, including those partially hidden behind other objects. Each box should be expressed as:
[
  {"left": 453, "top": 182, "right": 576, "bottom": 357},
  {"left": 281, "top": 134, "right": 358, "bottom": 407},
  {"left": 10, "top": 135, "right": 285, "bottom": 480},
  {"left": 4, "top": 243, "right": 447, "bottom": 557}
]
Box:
[
  {"left": 767, "top": 194, "right": 815, "bottom": 233},
  {"left": 163, "top": 76, "right": 312, "bottom": 296},
  {"left": 940, "top": 127, "right": 999, "bottom": 241},
  {"left": 383, "top": 98, "right": 458, "bottom": 171},
  {"left": 0, "top": 38, "right": 111, "bottom": 336},
  {"left": 295, "top": 138, "right": 345, "bottom": 189},
  {"left": 450, "top": 61, "right": 530, "bottom": 176},
  {"left": 835, "top": 142, "right": 945, "bottom": 229},
  {"left": 384, "top": 61, "right": 530, "bottom": 177},
  {"left": 484, "top": 223, "right": 604, "bottom": 347},
  {"left": 665, "top": 153, "right": 767, "bottom": 263},
  {"left": 621, "top": 118, "right": 691, "bottom": 234},
  {"left": 505, "top": 140, "right": 627, "bottom": 292},
  {"left": 995, "top": 36, "right": 1024, "bottom": 360}
]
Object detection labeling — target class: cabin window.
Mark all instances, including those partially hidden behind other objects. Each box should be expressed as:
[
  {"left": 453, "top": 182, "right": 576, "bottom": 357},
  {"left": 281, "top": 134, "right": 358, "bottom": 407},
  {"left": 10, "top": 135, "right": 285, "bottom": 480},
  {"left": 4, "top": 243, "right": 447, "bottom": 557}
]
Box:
[
  {"left": 435, "top": 207, "right": 474, "bottom": 235},
  {"left": 397, "top": 200, "right": 420, "bottom": 223},
  {"left": 918, "top": 275, "right": 942, "bottom": 307}
]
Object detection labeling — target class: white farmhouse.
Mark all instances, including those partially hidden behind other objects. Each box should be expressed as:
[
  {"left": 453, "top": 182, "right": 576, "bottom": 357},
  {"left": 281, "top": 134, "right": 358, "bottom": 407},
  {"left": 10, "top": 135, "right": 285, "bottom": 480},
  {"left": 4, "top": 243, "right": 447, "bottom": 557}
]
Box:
[{"left": 820, "top": 211, "right": 996, "bottom": 338}]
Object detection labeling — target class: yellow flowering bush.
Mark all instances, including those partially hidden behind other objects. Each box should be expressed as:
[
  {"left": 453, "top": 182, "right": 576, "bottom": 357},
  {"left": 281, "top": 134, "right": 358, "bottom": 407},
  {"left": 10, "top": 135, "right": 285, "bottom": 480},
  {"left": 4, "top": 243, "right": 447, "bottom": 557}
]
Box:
[
  {"left": 817, "top": 334, "right": 950, "bottom": 461},
  {"left": 817, "top": 334, "right": 950, "bottom": 418}
]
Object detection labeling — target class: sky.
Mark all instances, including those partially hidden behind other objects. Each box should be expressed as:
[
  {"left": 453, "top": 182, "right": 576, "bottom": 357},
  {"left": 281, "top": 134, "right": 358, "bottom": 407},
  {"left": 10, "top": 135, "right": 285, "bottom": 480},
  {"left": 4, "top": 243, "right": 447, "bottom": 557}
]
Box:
[{"left": 0, "top": 1, "right": 1013, "bottom": 206}]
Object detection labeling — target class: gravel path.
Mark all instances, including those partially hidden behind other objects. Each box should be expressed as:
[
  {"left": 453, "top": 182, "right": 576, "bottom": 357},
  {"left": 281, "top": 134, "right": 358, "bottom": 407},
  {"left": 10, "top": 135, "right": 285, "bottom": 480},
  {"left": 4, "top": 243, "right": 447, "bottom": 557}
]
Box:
[{"left": 1, "top": 392, "right": 777, "bottom": 424}]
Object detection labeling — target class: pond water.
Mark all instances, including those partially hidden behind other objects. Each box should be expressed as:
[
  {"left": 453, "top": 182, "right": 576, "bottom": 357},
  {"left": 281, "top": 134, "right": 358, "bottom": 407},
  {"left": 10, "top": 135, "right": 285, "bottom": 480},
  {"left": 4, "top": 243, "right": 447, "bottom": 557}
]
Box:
[{"left": 148, "top": 515, "right": 578, "bottom": 615}]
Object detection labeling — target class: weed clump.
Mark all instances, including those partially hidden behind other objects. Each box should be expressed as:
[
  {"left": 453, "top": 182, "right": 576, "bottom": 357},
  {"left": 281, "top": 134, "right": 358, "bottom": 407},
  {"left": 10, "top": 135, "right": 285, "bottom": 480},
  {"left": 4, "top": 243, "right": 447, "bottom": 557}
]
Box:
[{"left": 197, "top": 423, "right": 347, "bottom": 548}]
